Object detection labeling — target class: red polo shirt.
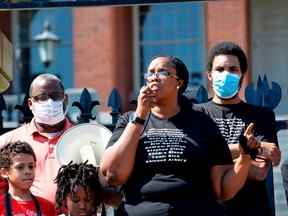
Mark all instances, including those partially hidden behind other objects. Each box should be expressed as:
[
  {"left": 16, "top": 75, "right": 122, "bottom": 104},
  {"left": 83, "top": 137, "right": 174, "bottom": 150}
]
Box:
[{"left": 0, "top": 118, "right": 73, "bottom": 203}]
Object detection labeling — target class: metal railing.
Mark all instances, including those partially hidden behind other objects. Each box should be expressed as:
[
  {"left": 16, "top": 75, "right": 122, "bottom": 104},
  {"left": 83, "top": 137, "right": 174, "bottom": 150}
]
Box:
[{"left": 0, "top": 75, "right": 287, "bottom": 215}]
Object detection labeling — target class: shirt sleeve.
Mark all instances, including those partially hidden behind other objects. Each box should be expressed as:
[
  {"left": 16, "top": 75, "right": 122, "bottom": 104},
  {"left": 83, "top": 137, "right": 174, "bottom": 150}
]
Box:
[
  {"left": 205, "top": 115, "right": 233, "bottom": 166},
  {"left": 106, "top": 112, "right": 131, "bottom": 148},
  {"left": 255, "top": 108, "right": 278, "bottom": 146}
]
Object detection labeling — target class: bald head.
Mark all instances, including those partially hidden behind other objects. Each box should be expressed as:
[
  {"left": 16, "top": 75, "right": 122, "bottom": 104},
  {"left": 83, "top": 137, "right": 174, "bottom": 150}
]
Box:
[{"left": 29, "top": 74, "right": 64, "bottom": 97}]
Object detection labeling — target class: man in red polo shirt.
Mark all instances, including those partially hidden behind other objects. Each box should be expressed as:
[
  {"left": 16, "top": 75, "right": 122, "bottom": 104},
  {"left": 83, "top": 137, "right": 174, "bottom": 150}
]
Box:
[{"left": 0, "top": 73, "right": 74, "bottom": 203}]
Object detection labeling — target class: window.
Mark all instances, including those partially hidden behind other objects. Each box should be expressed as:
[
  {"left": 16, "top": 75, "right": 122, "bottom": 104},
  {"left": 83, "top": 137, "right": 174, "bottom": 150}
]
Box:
[{"left": 137, "top": 2, "right": 205, "bottom": 87}]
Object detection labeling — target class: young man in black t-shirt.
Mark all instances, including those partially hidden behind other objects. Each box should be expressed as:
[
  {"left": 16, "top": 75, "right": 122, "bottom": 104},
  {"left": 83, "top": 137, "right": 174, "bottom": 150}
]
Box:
[{"left": 195, "top": 42, "right": 281, "bottom": 216}]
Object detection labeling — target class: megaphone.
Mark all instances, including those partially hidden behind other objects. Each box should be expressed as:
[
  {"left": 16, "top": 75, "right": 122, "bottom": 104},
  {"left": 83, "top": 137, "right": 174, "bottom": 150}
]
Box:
[
  {"left": 56, "top": 123, "right": 116, "bottom": 216},
  {"left": 56, "top": 122, "right": 112, "bottom": 166}
]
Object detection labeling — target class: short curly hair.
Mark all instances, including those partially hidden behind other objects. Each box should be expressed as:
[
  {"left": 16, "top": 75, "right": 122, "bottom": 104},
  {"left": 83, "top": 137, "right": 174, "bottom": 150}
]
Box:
[
  {"left": 0, "top": 141, "right": 36, "bottom": 169},
  {"left": 207, "top": 41, "right": 248, "bottom": 74}
]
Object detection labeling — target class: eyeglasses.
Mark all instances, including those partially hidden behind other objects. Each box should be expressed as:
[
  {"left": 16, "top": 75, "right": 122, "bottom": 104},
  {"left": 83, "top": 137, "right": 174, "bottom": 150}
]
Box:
[
  {"left": 32, "top": 92, "right": 64, "bottom": 102},
  {"left": 144, "top": 70, "right": 179, "bottom": 81}
]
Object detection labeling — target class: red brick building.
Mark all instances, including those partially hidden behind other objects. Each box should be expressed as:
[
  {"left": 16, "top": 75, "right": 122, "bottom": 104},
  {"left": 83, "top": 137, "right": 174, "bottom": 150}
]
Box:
[
  {"left": 0, "top": 0, "right": 252, "bottom": 112},
  {"left": 1, "top": 0, "right": 288, "bottom": 115}
]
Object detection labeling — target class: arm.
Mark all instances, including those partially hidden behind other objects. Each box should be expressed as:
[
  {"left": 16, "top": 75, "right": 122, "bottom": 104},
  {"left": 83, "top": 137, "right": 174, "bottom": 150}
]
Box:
[
  {"left": 246, "top": 141, "right": 281, "bottom": 180},
  {"left": 211, "top": 154, "right": 251, "bottom": 201},
  {"left": 100, "top": 122, "right": 144, "bottom": 186},
  {"left": 254, "top": 109, "right": 281, "bottom": 167},
  {"left": 247, "top": 159, "right": 271, "bottom": 181},
  {"left": 260, "top": 141, "right": 281, "bottom": 166},
  {"left": 228, "top": 144, "right": 240, "bottom": 159},
  {"left": 211, "top": 123, "right": 260, "bottom": 201},
  {"left": 98, "top": 168, "right": 122, "bottom": 207},
  {"left": 229, "top": 143, "right": 272, "bottom": 181},
  {"left": 100, "top": 86, "right": 154, "bottom": 186}
]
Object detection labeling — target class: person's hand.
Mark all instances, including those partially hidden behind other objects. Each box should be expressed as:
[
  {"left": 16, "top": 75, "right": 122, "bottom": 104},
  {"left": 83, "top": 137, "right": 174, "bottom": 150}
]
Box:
[
  {"left": 259, "top": 142, "right": 281, "bottom": 166},
  {"left": 244, "top": 123, "right": 261, "bottom": 150},
  {"left": 135, "top": 85, "right": 156, "bottom": 119},
  {"left": 239, "top": 123, "right": 260, "bottom": 159},
  {"left": 248, "top": 158, "right": 271, "bottom": 181}
]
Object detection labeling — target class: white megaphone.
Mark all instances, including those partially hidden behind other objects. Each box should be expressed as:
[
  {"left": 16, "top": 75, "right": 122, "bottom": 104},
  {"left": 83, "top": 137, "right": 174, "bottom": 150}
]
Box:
[
  {"left": 56, "top": 123, "right": 116, "bottom": 216},
  {"left": 56, "top": 122, "right": 112, "bottom": 166}
]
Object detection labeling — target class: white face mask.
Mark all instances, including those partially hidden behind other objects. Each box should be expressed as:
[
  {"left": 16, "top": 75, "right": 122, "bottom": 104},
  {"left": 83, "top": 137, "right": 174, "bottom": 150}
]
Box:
[{"left": 31, "top": 98, "right": 65, "bottom": 125}]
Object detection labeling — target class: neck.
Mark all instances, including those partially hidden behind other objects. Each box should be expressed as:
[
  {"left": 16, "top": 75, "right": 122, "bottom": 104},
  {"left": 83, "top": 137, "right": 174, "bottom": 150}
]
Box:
[
  {"left": 34, "top": 119, "right": 66, "bottom": 133},
  {"left": 8, "top": 186, "right": 32, "bottom": 201},
  {"left": 151, "top": 97, "right": 180, "bottom": 119},
  {"left": 212, "top": 94, "right": 242, "bottom": 105}
]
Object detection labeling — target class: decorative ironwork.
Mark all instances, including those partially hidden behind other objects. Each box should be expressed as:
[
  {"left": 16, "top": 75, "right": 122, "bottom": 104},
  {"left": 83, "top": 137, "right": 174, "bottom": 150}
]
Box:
[
  {"left": 14, "top": 94, "right": 33, "bottom": 124},
  {"left": 72, "top": 88, "right": 100, "bottom": 123},
  {"left": 107, "top": 88, "right": 122, "bottom": 126}
]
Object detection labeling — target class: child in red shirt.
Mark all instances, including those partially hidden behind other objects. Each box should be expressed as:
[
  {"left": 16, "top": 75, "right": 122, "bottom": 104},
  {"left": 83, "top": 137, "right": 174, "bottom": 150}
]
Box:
[
  {"left": 54, "top": 161, "right": 105, "bottom": 216},
  {"left": 0, "top": 141, "right": 56, "bottom": 216}
]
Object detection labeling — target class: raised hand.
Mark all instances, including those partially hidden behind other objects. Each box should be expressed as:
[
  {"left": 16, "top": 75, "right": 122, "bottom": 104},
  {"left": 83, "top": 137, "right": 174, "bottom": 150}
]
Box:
[
  {"left": 244, "top": 123, "right": 261, "bottom": 149},
  {"left": 135, "top": 85, "right": 157, "bottom": 119},
  {"left": 259, "top": 142, "right": 281, "bottom": 166},
  {"left": 239, "top": 123, "right": 260, "bottom": 158}
]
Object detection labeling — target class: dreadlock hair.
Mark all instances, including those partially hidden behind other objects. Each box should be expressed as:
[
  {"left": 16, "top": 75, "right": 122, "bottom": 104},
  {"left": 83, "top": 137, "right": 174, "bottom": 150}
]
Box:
[
  {"left": 0, "top": 141, "right": 36, "bottom": 169},
  {"left": 54, "top": 161, "right": 102, "bottom": 213}
]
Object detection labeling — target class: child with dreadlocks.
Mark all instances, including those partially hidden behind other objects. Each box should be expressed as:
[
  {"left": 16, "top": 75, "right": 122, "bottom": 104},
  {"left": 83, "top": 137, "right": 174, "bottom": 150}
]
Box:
[
  {"left": 55, "top": 161, "right": 105, "bottom": 216},
  {"left": 0, "top": 141, "right": 56, "bottom": 216}
]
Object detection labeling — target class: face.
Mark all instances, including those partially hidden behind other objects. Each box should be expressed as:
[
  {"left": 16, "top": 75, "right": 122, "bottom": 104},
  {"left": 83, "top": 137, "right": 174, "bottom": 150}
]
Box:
[
  {"left": 66, "top": 185, "right": 97, "bottom": 216},
  {"left": 145, "top": 57, "right": 182, "bottom": 101},
  {"left": 209, "top": 54, "right": 242, "bottom": 79},
  {"left": 208, "top": 54, "right": 243, "bottom": 100},
  {"left": 28, "top": 78, "right": 66, "bottom": 107},
  {"left": 28, "top": 78, "right": 68, "bottom": 127},
  {"left": 2, "top": 153, "right": 36, "bottom": 192}
]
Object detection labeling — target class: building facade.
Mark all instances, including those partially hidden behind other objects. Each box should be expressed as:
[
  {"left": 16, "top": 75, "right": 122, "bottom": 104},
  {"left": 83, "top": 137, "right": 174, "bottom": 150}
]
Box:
[{"left": 0, "top": 1, "right": 288, "bottom": 214}]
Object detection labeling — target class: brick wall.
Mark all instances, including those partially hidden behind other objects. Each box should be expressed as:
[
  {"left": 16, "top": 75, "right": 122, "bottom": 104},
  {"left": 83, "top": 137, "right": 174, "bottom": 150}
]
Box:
[
  {"left": 205, "top": 0, "right": 250, "bottom": 98},
  {"left": 73, "top": 6, "right": 133, "bottom": 111}
]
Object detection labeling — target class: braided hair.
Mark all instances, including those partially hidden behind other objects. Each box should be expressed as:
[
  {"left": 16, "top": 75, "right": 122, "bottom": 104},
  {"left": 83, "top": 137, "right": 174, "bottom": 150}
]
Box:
[
  {"left": 0, "top": 141, "right": 36, "bottom": 169},
  {"left": 54, "top": 161, "right": 102, "bottom": 213}
]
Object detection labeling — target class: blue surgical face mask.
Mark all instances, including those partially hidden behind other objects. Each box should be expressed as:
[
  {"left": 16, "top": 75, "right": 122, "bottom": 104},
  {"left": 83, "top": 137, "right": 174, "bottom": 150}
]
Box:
[{"left": 212, "top": 71, "right": 241, "bottom": 99}]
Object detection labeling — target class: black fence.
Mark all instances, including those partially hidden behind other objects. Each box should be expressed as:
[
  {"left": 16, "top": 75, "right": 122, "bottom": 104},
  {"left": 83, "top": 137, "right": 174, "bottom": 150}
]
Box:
[
  {"left": 0, "top": 75, "right": 287, "bottom": 215},
  {"left": 0, "top": 75, "right": 288, "bottom": 133},
  {"left": 0, "top": 87, "right": 134, "bottom": 134}
]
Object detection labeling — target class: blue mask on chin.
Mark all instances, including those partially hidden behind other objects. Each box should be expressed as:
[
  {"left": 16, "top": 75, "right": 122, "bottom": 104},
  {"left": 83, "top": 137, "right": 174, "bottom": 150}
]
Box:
[{"left": 212, "top": 71, "right": 241, "bottom": 99}]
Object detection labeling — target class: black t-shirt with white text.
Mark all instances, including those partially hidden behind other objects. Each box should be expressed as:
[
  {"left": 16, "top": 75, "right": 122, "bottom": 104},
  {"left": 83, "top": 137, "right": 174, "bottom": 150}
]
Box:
[
  {"left": 195, "top": 101, "right": 278, "bottom": 216},
  {"left": 107, "top": 106, "right": 232, "bottom": 216}
]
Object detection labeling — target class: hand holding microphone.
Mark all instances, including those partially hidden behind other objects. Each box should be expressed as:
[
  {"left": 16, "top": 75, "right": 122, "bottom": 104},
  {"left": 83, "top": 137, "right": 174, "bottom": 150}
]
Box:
[{"left": 135, "top": 85, "right": 157, "bottom": 119}]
